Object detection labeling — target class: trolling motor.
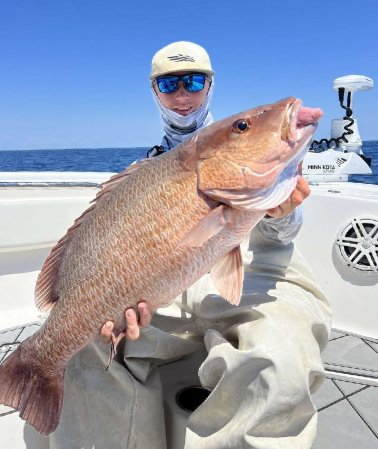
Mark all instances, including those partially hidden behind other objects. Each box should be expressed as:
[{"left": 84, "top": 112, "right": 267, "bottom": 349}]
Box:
[{"left": 303, "top": 75, "right": 374, "bottom": 182}]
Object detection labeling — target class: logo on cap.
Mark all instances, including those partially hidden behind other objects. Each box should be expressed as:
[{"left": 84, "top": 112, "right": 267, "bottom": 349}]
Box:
[{"left": 168, "top": 54, "right": 195, "bottom": 63}]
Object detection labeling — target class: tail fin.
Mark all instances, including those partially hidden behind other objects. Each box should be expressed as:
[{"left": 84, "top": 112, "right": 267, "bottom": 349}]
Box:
[{"left": 0, "top": 345, "right": 64, "bottom": 435}]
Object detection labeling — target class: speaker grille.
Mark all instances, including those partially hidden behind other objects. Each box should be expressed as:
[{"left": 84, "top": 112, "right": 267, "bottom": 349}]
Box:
[{"left": 335, "top": 217, "right": 378, "bottom": 274}]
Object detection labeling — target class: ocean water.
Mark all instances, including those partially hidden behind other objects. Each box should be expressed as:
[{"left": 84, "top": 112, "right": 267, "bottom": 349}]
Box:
[
  {"left": 0, "top": 141, "right": 377, "bottom": 185},
  {"left": 0, "top": 147, "right": 148, "bottom": 173},
  {"left": 349, "top": 140, "right": 378, "bottom": 184}
]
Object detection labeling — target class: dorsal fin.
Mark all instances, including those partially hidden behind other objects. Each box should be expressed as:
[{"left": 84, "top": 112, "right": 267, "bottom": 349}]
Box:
[{"left": 34, "top": 158, "right": 152, "bottom": 312}]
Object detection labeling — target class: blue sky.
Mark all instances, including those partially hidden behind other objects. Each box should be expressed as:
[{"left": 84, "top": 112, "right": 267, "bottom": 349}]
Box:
[{"left": 1, "top": 0, "right": 377, "bottom": 150}]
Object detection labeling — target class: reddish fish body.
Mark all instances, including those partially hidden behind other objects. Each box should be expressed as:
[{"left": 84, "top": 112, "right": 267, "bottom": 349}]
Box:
[{"left": 0, "top": 98, "right": 322, "bottom": 434}]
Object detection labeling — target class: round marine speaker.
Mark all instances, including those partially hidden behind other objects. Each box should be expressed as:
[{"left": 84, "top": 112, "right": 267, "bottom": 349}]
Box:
[{"left": 335, "top": 217, "right": 378, "bottom": 275}]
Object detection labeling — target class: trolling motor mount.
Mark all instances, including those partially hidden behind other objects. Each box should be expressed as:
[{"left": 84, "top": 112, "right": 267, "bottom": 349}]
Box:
[{"left": 303, "top": 75, "right": 374, "bottom": 182}]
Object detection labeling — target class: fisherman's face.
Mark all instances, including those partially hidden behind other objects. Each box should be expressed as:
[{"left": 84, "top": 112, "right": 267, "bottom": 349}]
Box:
[{"left": 154, "top": 71, "right": 211, "bottom": 116}]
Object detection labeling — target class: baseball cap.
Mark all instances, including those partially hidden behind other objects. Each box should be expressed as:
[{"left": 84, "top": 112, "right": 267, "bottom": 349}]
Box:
[{"left": 150, "top": 41, "right": 214, "bottom": 80}]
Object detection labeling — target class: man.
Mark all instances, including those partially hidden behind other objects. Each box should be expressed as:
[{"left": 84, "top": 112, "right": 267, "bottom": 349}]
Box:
[{"left": 51, "top": 41, "right": 331, "bottom": 449}]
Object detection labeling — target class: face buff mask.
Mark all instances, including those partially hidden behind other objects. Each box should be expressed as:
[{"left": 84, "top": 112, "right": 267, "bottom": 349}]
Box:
[{"left": 151, "top": 79, "right": 215, "bottom": 151}]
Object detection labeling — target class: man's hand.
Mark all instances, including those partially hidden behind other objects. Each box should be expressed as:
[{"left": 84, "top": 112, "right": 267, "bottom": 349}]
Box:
[
  {"left": 266, "top": 175, "right": 310, "bottom": 219},
  {"left": 100, "top": 301, "right": 151, "bottom": 344}
]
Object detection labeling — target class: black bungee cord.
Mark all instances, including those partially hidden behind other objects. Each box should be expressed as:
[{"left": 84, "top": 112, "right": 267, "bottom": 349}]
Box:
[{"left": 310, "top": 88, "right": 355, "bottom": 152}]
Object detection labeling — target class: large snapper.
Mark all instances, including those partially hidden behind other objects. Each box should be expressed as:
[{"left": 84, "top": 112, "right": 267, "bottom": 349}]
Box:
[{"left": 0, "top": 97, "right": 322, "bottom": 435}]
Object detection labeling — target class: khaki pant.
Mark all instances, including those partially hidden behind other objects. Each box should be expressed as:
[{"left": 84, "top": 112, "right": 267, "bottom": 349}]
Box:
[{"left": 50, "top": 224, "right": 332, "bottom": 449}]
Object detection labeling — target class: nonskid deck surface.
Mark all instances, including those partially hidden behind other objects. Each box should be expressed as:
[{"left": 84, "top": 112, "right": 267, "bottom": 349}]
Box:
[
  {"left": 1, "top": 323, "right": 377, "bottom": 448},
  {"left": 313, "top": 330, "right": 378, "bottom": 448}
]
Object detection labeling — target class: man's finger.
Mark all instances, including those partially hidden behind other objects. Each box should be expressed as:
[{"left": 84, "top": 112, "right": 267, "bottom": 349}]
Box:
[
  {"left": 137, "top": 301, "right": 151, "bottom": 327},
  {"left": 295, "top": 176, "right": 310, "bottom": 197},
  {"left": 100, "top": 321, "right": 114, "bottom": 344},
  {"left": 289, "top": 189, "right": 304, "bottom": 208},
  {"left": 125, "top": 308, "right": 140, "bottom": 340}
]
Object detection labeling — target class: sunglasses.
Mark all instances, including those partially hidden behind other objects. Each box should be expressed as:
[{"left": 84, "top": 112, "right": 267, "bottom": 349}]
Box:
[{"left": 155, "top": 73, "right": 209, "bottom": 94}]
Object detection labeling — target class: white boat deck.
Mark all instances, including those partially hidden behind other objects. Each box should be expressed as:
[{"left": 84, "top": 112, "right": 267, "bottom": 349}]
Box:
[
  {"left": 1, "top": 322, "right": 377, "bottom": 448},
  {"left": 315, "top": 329, "right": 378, "bottom": 448}
]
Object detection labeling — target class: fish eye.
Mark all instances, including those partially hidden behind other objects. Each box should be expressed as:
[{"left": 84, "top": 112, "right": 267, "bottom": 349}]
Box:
[{"left": 232, "top": 119, "right": 250, "bottom": 134}]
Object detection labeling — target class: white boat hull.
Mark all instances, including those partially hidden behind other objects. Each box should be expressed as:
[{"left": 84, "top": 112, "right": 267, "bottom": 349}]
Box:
[{"left": 296, "top": 182, "right": 378, "bottom": 338}]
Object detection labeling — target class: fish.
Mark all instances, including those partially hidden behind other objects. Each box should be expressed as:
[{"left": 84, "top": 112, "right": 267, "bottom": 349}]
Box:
[{"left": 0, "top": 97, "right": 323, "bottom": 435}]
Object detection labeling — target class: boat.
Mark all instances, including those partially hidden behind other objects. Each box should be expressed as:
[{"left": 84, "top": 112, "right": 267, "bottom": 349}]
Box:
[{"left": 0, "top": 75, "right": 377, "bottom": 448}]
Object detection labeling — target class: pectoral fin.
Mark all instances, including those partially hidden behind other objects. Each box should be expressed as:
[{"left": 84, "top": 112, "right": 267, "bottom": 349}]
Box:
[
  {"left": 211, "top": 246, "right": 243, "bottom": 305},
  {"left": 179, "top": 205, "right": 227, "bottom": 248}
]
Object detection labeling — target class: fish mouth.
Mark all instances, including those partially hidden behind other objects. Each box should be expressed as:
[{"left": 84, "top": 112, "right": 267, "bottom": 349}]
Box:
[{"left": 283, "top": 99, "right": 323, "bottom": 145}]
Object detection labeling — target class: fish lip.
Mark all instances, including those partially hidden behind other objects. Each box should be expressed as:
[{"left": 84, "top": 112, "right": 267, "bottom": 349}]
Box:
[
  {"left": 286, "top": 99, "right": 302, "bottom": 143},
  {"left": 285, "top": 99, "right": 323, "bottom": 144}
]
